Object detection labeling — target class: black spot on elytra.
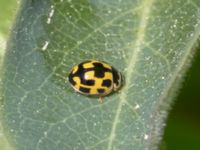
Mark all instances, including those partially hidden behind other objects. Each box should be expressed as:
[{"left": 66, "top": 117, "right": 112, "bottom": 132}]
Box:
[
  {"left": 112, "top": 67, "right": 120, "bottom": 86},
  {"left": 79, "top": 86, "right": 90, "bottom": 93},
  {"left": 102, "top": 79, "right": 112, "bottom": 87},
  {"left": 97, "top": 88, "right": 105, "bottom": 94},
  {"left": 92, "top": 62, "right": 111, "bottom": 78},
  {"left": 68, "top": 74, "right": 76, "bottom": 85},
  {"left": 70, "top": 63, "right": 90, "bottom": 85},
  {"left": 85, "top": 80, "right": 95, "bottom": 86}
]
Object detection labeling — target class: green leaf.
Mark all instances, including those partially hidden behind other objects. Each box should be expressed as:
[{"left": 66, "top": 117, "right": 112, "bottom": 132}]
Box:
[{"left": 1, "top": 0, "right": 200, "bottom": 149}]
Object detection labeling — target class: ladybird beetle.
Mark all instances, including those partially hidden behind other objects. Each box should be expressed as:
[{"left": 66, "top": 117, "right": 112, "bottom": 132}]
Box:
[{"left": 68, "top": 60, "right": 122, "bottom": 102}]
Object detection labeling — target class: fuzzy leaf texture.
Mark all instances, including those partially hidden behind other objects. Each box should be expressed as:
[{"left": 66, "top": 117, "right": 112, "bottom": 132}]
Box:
[{"left": 1, "top": 0, "right": 200, "bottom": 150}]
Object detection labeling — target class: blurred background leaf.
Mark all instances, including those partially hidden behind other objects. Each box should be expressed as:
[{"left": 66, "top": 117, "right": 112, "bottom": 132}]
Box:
[
  {"left": 161, "top": 48, "right": 200, "bottom": 150},
  {"left": 0, "top": 0, "right": 18, "bottom": 36},
  {"left": 0, "top": 0, "right": 18, "bottom": 149}
]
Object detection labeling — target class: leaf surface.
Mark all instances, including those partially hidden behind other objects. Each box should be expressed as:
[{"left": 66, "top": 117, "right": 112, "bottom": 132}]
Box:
[{"left": 1, "top": 0, "right": 200, "bottom": 149}]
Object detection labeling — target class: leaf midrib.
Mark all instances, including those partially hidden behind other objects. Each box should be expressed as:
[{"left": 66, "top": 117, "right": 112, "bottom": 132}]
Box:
[{"left": 106, "top": 0, "right": 155, "bottom": 149}]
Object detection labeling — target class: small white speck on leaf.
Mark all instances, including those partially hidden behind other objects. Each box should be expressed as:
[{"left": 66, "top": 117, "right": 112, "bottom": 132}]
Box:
[
  {"left": 70, "top": 4, "right": 74, "bottom": 8},
  {"left": 144, "top": 134, "right": 149, "bottom": 140},
  {"left": 42, "top": 41, "right": 49, "bottom": 51},
  {"left": 16, "top": 0, "right": 20, "bottom": 4},
  {"left": 49, "top": 9, "right": 55, "bottom": 18},
  {"left": 145, "top": 56, "right": 151, "bottom": 61},
  {"left": 190, "top": 33, "right": 194, "bottom": 37},
  {"left": 47, "top": 5, "right": 55, "bottom": 24},
  {"left": 134, "top": 104, "right": 140, "bottom": 110},
  {"left": 77, "top": 41, "right": 82, "bottom": 45},
  {"left": 108, "top": 10, "right": 112, "bottom": 14},
  {"left": 118, "top": 8, "right": 122, "bottom": 12},
  {"left": 44, "top": 131, "right": 47, "bottom": 136},
  {"left": 33, "top": 62, "right": 37, "bottom": 65}
]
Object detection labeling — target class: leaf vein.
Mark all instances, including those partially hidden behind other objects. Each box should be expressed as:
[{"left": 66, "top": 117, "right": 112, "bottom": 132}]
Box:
[{"left": 106, "top": 0, "right": 155, "bottom": 149}]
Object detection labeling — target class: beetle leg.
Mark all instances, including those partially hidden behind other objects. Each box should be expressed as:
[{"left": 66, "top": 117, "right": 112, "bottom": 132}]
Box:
[{"left": 98, "top": 97, "right": 103, "bottom": 103}]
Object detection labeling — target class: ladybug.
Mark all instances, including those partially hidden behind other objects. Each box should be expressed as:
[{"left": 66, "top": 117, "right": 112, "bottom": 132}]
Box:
[{"left": 68, "top": 60, "right": 123, "bottom": 102}]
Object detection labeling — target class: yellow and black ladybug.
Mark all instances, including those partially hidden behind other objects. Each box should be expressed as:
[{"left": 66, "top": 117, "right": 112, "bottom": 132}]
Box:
[{"left": 68, "top": 60, "right": 122, "bottom": 102}]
